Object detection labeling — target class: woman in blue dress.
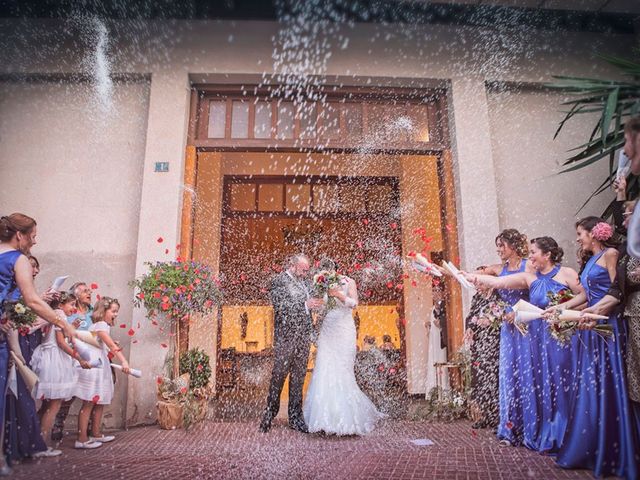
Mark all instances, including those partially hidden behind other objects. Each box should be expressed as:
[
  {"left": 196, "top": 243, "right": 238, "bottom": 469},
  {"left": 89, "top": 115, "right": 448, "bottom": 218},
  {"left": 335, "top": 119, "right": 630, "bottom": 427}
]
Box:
[
  {"left": 551, "top": 217, "right": 639, "bottom": 478},
  {"left": 465, "top": 236, "right": 583, "bottom": 452},
  {"left": 0, "top": 214, "right": 76, "bottom": 473},
  {"left": 474, "top": 229, "right": 531, "bottom": 441}
]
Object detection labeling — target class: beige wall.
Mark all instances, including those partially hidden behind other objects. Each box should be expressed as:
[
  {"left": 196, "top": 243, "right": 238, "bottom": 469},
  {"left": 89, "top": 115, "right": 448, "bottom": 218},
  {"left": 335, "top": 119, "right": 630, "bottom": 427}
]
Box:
[
  {"left": 0, "top": 79, "right": 150, "bottom": 428},
  {"left": 487, "top": 86, "right": 609, "bottom": 270},
  {"left": 0, "top": 18, "right": 634, "bottom": 423}
]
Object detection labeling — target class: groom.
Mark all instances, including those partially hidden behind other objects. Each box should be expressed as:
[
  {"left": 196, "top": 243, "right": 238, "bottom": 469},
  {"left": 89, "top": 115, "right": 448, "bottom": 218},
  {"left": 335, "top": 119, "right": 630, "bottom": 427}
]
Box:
[{"left": 259, "top": 254, "right": 322, "bottom": 433}]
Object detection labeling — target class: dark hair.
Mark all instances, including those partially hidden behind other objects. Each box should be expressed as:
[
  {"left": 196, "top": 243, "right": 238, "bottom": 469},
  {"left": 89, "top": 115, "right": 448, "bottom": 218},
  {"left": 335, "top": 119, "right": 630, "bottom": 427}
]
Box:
[
  {"left": 28, "top": 255, "right": 40, "bottom": 269},
  {"left": 0, "top": 213, "right": 36, "bottom": 242},
  {"left": 50, "top": 292, "right": 76, "bottom": 310},
  {"left": 382, "top": 334, "right": 392, "bottom": 343},
  {"left": 496, "top": 228, "right": 529, "bottom": 259},
  {"left": 575, "top": 216, "right": 621, "bottom": 268},
  {"left": 624, "top": 116, "right": 640, "bottom": 138},
  {"left": 531, "top": 237, "right": 564, "bottom": 264}
]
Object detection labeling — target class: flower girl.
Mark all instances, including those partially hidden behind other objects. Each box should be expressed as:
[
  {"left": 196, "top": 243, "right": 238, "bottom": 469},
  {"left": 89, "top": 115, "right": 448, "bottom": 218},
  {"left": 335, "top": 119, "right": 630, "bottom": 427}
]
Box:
[
  {"left": 31, "top": 292, "right": 89, "bottom": 453},
  {"left": 74, "top": 297, "right": 129, "bottom": 449}
]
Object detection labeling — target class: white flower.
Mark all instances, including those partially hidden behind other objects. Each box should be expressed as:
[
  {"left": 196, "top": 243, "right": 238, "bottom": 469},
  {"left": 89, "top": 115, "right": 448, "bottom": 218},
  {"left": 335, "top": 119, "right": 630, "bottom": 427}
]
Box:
[{"left": 14, "top": 303, "right": 26, "bottom": 315}]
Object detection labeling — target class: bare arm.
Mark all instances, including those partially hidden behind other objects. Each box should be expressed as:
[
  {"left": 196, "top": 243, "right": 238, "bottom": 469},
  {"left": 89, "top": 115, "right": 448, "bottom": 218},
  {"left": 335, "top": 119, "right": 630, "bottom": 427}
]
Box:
[
  {"left": 96, "top": 331, "right": 130, "bottom": 373},
  {"left": 14, "top": 256, "right": 75, "bottom": 339},
  {"left": 475, "top": 264, "right": 502, "bottom": 276},
  {"left": 464, "top": 271, "right": 530, "bottom": 290},
  {"left": 328, "top": 278, "right": 358, "bottom": 308},
  {"left": 602, "top": 248, "right": 619, "bottom": 284}
]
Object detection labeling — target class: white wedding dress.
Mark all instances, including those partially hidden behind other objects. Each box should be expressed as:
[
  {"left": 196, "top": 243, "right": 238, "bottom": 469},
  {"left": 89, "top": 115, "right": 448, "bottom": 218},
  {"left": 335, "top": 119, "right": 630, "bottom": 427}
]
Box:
[
  {"left": 425, "top": 307, "right": 449, "bottom": 396},
  {"left": 303, "top": 276, "right": 385, "bottom": 435}
]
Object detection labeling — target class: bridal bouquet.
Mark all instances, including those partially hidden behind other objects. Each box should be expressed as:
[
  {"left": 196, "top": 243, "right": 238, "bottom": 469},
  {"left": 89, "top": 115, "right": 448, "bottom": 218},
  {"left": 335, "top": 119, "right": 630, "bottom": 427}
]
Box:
[
  {"left": 546, "top": 288, "right": 574, "bottom": 307},
  {"left": 2, "top": 297, "right": 36, "bottom": 335},
  {"left": 313, "top": 270, "right": 341, "bottom": 310}
]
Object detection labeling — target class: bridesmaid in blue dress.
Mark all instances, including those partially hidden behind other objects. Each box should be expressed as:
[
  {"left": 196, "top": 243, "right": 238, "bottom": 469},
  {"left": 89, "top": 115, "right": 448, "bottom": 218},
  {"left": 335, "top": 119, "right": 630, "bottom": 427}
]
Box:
[
  {"left": 0, "top": 214, "right": 76, "bottom": 472},
  {"left": 553, "top": 217, "right": 639, "bottom": 478},
  {"left": 466, "top": 236, "right": 583, "bottom": 452},
  {"left": 475, "top": 229, "right": 531, "bottom": 443}
]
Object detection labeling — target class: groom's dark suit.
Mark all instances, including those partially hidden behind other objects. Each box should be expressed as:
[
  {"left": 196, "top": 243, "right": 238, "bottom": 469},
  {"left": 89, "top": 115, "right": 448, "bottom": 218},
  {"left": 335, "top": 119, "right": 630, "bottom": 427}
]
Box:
[{"left": 260, "top": 270, "right": 313, "bottom": 432}]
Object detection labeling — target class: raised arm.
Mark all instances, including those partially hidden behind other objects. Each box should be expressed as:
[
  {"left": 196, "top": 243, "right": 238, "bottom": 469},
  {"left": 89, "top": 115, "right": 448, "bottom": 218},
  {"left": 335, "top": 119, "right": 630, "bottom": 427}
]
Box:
[
  {"left": 14, "top": 255, "right": 75, "bottom": 339},
  {"left": 464, "top": 271, "right": 530, "bottom": 290}
]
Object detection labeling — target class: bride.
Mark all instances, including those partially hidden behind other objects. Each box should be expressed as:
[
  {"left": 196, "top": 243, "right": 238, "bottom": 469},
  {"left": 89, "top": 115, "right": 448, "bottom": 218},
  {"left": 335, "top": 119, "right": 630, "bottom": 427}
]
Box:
[{"left": 303, "top": 258, "right": 385, "bottom": 435}]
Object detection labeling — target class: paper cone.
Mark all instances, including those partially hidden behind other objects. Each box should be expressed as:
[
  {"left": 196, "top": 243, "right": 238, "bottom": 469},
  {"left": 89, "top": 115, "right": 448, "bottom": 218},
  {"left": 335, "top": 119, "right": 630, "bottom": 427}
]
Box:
[
  {"left": 111, "top": 363, "right": 142, "bottom": 378},
  {"left": 73, "top": 339, "right": 95, "bottom": 361},
  {"left": 442, "top": 261, "right": 474, "bottom": 290},
  {"left": 514, "top": 311, "right": 540, "bottom": 324},
  {"left": 512, "top": 299, "right": 543, "bottom": 315},
  {"left": 75, "top": 358, "right": 103, "bottom": 368},
  {"left": 10, "top": 351, "right": 39, "bottom": 396},
  {"left": 76, "top": 330, "right": 101, "bottom": 349},
  {"left": 412, "top": 254, "right": 443, "bottom": 277}
]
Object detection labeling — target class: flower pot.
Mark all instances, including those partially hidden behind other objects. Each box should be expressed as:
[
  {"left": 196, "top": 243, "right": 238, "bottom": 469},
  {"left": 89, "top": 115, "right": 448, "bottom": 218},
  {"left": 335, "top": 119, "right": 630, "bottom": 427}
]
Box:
[
  {"left": 193, "top": 397, "right": 209, "bottom": 423},
  {"left": 157, "top": 400, "right": 184, "bottom": 430}
]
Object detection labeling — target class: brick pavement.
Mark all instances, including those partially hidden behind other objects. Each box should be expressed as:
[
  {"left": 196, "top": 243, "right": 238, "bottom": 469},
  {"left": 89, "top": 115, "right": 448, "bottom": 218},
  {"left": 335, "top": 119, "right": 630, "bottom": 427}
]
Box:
[{"left": 12, "top": 420, "right": 596, "bottom": 480}]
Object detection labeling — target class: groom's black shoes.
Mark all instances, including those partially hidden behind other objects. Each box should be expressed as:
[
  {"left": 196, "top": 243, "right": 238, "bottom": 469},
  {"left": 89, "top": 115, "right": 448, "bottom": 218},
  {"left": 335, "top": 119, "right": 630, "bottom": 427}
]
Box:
[
  {"left": 289, "top": 420, "right": 309, "bottom": 433},
  {"left": 259, "top": 418, "right": 272, "bottom": 433}
]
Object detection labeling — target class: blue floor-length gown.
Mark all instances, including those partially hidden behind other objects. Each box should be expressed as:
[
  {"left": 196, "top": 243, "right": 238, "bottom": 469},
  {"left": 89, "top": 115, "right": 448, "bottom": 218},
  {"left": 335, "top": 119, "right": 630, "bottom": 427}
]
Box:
[
  {"left": 4, "top": 285, "right": 46, "bottom": 462},
  {"left": 556, "top": 250, "right": 640, "bottom": 478},
  {"left": 528, "top": 264, "right": 579, "bottom": 453},
  {"left": 496, "top": 259, "right": 530, "bottom": 445}
]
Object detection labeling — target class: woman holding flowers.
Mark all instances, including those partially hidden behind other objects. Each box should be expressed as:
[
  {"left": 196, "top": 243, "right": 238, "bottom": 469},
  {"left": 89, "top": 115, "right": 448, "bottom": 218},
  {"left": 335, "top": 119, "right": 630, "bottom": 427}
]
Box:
[
  {"left": 464, "top": 237, "right": 583, "bottom": 452},
  {"left": 0, "top": 214, "right": 75, "bottom": 474},
  {"left": 550, "top": 217, "right": 639, "bottom": 479}
]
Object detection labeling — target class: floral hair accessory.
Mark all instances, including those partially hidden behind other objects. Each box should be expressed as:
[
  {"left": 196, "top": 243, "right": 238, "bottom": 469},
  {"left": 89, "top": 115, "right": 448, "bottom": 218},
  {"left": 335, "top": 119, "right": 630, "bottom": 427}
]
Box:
[{"left": 591, "top": 222, "right": 613, "bottom": 242}]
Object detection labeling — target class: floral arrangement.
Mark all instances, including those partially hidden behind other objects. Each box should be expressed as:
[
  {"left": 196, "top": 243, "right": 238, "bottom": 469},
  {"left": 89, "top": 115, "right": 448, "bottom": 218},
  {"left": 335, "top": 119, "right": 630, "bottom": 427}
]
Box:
[
  {"left": 2, "top": 297, "right": 36, "bottom": 335},
  {"left": 591, "top": 222, "right": 613, "bottom": 242},
  {"left": 547, "top": 311, "right": 613, "bottom": 345},
  {"left": 469, "top": 299, "right": 510, "bottom": 331},
  {"left": 130, "top": 260, "right": 222, "bottom": 323},
  {"left": 547, "top": 288, "right": 574, "bottom": 307},
  {"left": 312, "top": 270, "right": 341, "bottom": 310}
]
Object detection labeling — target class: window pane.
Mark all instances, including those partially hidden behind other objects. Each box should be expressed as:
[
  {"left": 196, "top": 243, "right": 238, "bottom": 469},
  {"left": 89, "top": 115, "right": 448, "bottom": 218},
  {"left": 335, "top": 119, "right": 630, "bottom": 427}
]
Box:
[
  {"left": 313, "top": 184, "right": 340, "bottom": 213},
  {"left": 343, "top": 103, "right": 362, "bottom": 140},
  {"left": 258, "top": 184, "right": 284, "bottom": 211},
  {"left": 229, "top": 184, "right": 256, "bottom": 211},
  {"left": 367, "top": 104, "right": 407, "bottom": 143},
  {"left": 208, "top": 101, "right": 226, "bottom": 138},
  {"left": 254, "top": 102, "right": 272, "bottom": 139},
  {"left": 277, "top": 102, "right": 295, "bottom": 140},
  {"left": 367, "top": 184, "right": 394, "bottom": 213},
  {"left": 231, "top": 101, "right": 249, "bottom": 138},
  {"left": 298, "top": 103, "right": 317, "bottom": 139},
  {"left": 285, "top": 184, "right": 311, "bottom": 212},
  {"left": 406, "top": 103, "right": 430, "bottom": 142},
  {"left": 320, "top": 102, "right": 340, "bottom": 139},
  {"left": 338, "top": 184, "right": 366, "bottom": 212}
]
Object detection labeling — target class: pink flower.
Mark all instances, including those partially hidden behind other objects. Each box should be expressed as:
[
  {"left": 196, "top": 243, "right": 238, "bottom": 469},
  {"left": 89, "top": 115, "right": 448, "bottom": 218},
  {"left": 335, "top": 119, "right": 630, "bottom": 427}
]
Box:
[{"left": 591, "top": 222, "right": 613, "bottom": 242}]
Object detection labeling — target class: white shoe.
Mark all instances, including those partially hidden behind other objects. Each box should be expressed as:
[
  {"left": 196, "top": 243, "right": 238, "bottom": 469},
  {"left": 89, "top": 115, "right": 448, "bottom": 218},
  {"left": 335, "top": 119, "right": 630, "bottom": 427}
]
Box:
[
  {"left": 33, "top": 447, "right": 62, "bottom": 458},
  {"left": 74, "top": 440, "right": 102, "bottom": 449},
  {"left": 90, "top": 435, "right": 115, "bottom": 443}
]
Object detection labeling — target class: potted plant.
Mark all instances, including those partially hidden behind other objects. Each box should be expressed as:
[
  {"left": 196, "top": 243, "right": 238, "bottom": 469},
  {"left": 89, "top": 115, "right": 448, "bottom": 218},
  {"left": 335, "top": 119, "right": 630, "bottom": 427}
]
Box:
[
  {"left": 130, "top": 260, "right": 222, "bottom": 377},
  {"left": 179, "top": 347, "right": 213, "bottom": 423}
]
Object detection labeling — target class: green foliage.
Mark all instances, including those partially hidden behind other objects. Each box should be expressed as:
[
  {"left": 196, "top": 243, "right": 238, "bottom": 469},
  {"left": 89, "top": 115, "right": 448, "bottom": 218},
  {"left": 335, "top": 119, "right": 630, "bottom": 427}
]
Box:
[
  {"left": 129, "top": 260, "right": 222, "bottom": 322},
  {"left": 547, "top": 53, "right": 640, "bottom": 212},
  {"left": 179, "top": 348, "right": 212, "bottom": 390}
]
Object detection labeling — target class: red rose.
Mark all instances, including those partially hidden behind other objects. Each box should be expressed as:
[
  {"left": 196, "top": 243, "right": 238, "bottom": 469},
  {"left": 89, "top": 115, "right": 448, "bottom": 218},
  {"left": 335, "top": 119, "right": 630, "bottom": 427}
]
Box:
[
  {"left": 153, "top": 292, "right": 161, "bottom": 299},
  {"left": 180, "top": 386, "right": 188, "bottom": 394},
  {"left": 137, "top": 292, "right": 145, "bottom": 300},
  {"left": 90, "top": 283, "right": 99, "bottom": 290}
]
